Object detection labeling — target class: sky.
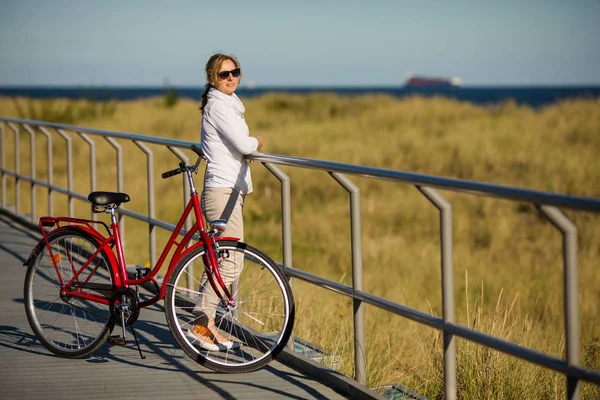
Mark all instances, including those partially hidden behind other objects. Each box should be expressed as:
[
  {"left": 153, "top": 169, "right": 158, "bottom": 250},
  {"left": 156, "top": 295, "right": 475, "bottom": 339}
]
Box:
[{"left": 1, "top": 0, "right": 599, "bottom": 87}]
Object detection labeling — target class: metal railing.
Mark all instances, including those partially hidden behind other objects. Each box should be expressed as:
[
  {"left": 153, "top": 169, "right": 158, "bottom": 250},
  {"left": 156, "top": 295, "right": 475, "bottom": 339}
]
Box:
[{"left": 1, "top": 116, "right": 600, "bottom": 400}]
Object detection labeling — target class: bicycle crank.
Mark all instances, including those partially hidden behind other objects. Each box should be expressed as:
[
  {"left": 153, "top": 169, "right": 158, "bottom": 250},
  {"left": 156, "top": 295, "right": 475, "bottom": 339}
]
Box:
[{"left": 108, "top": 288, "right": 140, "bottom": 327}]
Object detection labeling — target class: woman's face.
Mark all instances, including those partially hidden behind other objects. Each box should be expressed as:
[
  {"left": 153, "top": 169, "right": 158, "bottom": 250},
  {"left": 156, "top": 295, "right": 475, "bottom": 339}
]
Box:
[{"left": 215, "top": 59, "right": 240, "bottom": 96}]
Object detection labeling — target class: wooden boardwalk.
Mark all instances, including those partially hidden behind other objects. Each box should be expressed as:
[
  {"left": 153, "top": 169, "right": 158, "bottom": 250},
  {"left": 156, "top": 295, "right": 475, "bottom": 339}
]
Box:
[{"left": 0, "top": 211, "right": 379, "bottom": 399}]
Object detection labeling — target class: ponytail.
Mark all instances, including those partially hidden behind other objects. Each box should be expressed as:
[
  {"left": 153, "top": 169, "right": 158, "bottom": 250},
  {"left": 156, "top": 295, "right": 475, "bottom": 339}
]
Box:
[{"left": 199, "top": 83, "right": 212, "bottom": 112}]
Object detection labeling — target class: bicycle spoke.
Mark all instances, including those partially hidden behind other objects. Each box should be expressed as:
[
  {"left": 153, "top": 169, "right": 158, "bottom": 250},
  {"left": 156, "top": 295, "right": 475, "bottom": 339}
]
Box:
[
  {"left": 164, "top": 241, "right": 294, "bottom": 373},
  {"left": 25, "top": 230, "right": 114, "bottom": 358}
]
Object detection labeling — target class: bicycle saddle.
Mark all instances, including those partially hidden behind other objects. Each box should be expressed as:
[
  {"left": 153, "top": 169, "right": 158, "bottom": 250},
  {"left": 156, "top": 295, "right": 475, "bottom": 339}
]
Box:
[{"left": 88, "top": 191, "right": 131, "bottom": 206}]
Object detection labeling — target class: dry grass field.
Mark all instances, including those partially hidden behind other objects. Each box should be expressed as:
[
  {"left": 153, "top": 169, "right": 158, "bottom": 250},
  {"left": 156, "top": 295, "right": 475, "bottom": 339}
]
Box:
[{"left": 1, "top": 93, "right": 599, "bottom": 399}]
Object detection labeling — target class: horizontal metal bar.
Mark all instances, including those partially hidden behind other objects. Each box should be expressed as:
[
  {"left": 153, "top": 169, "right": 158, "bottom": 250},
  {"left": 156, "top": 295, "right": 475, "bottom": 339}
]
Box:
[
  {"left": 118, "top": 208, "right": 199, "bottom": 240},
  {"left": 280, "top": 264, "right": 354, "bottom": 297},
  {"left": 2, "top": 117, "right": 599, "bottom": 213},
  {"left": 354, "top": 290, "right": 444, "bottom": 330},
  {"left": 118, "top": 208, "right": 176, "bottom": 231},
  {"left": 445, "top": 323, "right": 600, "bottom": 385},
  {"left": 281, "top": 263, "right": 443, "bottom": 329},
  {"left": 1, "top": 117, "right": 194, "bottom": 150},
  {"left": 249, "top": 153, "right": 600, "bottom": 213},
  {"left": 0, "top": 171, "right": 87, "bottom": 201},
  {"left": 1, "top": 169, "right": 199, "bottom": 240},
  {"left": 282, "top": 261, "right": 600, "bottom": 386}
]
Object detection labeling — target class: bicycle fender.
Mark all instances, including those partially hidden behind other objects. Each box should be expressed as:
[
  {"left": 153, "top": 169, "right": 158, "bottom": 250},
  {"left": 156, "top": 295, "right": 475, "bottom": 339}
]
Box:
[
  {"left": 25, "top": 226, "right": 119, "bottom": 274},
  {"left": 216, "top": 236, "right": 241, "bottom": 242},
  {"left": 23, "top": 226, "right": 86, "bottom": 266},
  {"left": 24, "top": 240, "right": 45, "bottom": 266}
]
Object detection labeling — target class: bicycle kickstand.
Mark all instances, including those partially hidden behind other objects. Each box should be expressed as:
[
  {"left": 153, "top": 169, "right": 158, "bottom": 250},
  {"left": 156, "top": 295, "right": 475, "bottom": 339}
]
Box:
[
  {"left": 108, "top": 296, "right": 146, "bottom": 359},
  {"left": 108, "top": 326, "right": 146, "bottom": 359},
  {"left": 130, "top": 325, "right": 146, "bottom": 360}
]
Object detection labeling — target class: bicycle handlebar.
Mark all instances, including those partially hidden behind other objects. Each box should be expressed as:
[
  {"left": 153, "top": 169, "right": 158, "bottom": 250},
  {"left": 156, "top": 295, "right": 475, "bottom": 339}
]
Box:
[
  {"left": 161, "top": 145, "right": 206, "bottom": 179},
  {"left": 161, "top": 168, "right": 183, "bottom": 179}
]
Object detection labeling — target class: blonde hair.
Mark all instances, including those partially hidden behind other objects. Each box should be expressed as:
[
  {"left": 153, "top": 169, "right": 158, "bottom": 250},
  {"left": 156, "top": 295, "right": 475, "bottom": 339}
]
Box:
[{"left": 199, "top": 53, "right": 242, "bottom": 112}]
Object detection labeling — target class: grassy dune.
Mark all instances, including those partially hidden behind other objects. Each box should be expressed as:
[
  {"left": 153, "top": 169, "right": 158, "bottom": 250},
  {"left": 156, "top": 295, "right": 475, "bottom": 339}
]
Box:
[{"left": 1, "top": 93, "right": 599, "bottom": 399}]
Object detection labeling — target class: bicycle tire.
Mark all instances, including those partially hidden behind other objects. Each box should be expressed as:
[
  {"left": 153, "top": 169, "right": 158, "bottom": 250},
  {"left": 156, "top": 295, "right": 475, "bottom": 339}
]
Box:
[
  {"left": 24, "top": 228, "right": 116, "bottom": 358},
  {"left": 164, "top": 240, "right": 295, "bottom": 373}
]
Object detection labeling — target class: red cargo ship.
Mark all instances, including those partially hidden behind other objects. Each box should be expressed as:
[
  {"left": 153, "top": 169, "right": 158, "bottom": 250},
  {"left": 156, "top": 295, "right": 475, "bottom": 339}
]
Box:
[{"left": 404, "top": 74, "right": 462, "bottom": 88}]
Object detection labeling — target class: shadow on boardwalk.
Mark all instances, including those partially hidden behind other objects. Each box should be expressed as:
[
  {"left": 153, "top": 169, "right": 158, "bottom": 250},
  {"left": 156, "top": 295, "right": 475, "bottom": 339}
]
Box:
[{"left": 0, "top": 209, "right": 357, "bottom": 400}]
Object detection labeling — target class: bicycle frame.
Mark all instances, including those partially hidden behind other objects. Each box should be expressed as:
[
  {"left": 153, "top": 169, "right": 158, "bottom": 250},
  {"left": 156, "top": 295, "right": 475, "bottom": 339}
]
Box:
[{"left": 35, "top": 162, "right": 240, "bottom": 310}]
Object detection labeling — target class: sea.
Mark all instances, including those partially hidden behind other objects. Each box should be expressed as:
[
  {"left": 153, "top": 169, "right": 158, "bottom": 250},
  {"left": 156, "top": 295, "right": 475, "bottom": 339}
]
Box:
[{"left": 1, "top": 85, "right": 600, "bottom": 108}]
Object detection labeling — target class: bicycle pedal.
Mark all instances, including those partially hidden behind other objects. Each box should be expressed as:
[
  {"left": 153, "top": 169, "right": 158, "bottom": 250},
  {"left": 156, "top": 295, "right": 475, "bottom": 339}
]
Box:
[{"left": 109, "top": 335, "right": 126, "bottom": 346}]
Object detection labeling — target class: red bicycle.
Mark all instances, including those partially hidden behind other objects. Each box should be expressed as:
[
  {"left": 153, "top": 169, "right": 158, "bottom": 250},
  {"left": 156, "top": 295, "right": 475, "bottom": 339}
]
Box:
[{"left": 23, "top": 144, "right": 295, "bottom": 373}]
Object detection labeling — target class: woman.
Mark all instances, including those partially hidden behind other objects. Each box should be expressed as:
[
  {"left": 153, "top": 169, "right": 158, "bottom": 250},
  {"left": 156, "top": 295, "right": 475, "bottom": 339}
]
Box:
[{"left": 188, "top": 53, "right": 263, "bottom": 351}]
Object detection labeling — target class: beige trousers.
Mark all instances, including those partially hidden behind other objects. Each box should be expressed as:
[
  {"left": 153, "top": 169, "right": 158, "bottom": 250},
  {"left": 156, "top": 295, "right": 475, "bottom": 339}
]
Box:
[{"left": 193, "top": 187, "right": 245, "bottom": 318}]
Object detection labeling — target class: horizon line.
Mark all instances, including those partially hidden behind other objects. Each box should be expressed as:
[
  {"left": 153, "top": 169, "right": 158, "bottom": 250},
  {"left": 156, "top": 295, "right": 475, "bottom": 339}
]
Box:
[{"left": 1, "top": 83, "right": 600, "bottom": 89}]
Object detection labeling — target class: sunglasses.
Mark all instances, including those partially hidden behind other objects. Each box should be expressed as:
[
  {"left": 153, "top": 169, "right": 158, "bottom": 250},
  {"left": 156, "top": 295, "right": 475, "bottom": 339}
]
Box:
[{"left": 217, "top": 68, "right": 241, "bottom": 80}]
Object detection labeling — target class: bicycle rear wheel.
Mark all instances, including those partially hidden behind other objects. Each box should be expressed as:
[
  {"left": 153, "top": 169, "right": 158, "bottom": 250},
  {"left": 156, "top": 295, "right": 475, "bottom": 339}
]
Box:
[
  {"left": 164, "top": 240, "right": 295, "bottom": 373},
  {"left": 24, "top": 229, "right": 115, "bottom": 358}
]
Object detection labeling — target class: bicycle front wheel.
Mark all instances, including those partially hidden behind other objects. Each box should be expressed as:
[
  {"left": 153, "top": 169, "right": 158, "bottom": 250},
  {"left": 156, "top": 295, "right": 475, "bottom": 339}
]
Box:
[
  {"left": 24, "top": 229, "right": 115, "bottom": 358},
  {"left": 164, "top": 240, "right": 295, "bottom": 373}
]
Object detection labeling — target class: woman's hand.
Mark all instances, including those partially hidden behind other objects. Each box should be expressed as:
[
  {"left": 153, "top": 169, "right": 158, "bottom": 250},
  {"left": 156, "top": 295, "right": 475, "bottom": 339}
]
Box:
[
  {"left": 255, "top": 136, "right": 263, "bottom": 150},
  {"left": 249, "top": 136, "right": 263, "bottom": 163}
]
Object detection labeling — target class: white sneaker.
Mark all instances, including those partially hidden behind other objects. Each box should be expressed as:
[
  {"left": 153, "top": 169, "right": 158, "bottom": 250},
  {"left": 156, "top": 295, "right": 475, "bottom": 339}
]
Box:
[{"left": 218, "top": 340, "right": 242, "bottom": 350}]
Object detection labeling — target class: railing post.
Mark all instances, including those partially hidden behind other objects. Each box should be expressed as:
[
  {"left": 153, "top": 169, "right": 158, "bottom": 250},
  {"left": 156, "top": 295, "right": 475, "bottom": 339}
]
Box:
[
  {"left": 418, "top": 186, "right": 456, "bottom": 400},
  {"left": 77, "top": 132, "right": 96, "bottom": 220},
  {"left": 38, "top": 127, "right": 54, "bottom": 216},
  {"left": 168, "top": 146, "right": 191, "bottom": 227},
  {"left": 56, "top": 129, "right": 74, "bottom": 217},
  {"left": 168, "top": 146, "right": 192, "bottom": 290},
  {"left": 1, "top": 123, "right": 6, "bottom": 207},
  {"left": 24, "top": 125, "right": 37, "bottom": 222},
  {"left": 263, "top": 163, "right": 293, "bottom": 274},
  {"left": 134, "top": 140, "right": 157, "bottom": 267},
  {"left": 7, "top": 123, "right": 19, "bottom": 211},
  {"left": 105, "top": 137, "right": 125, "bottom": 247},
  {"left": 263, "top": 162, "right": 293, "bottom": 349},
  {"left": 539, "top": 206, "right": 580, "bottom": 400},
  {"left": 330, "top": 172, "right": 366, "bottom": 385},
  {"left": 8, "top": 123, "right": 20, "bottom": 215}
]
